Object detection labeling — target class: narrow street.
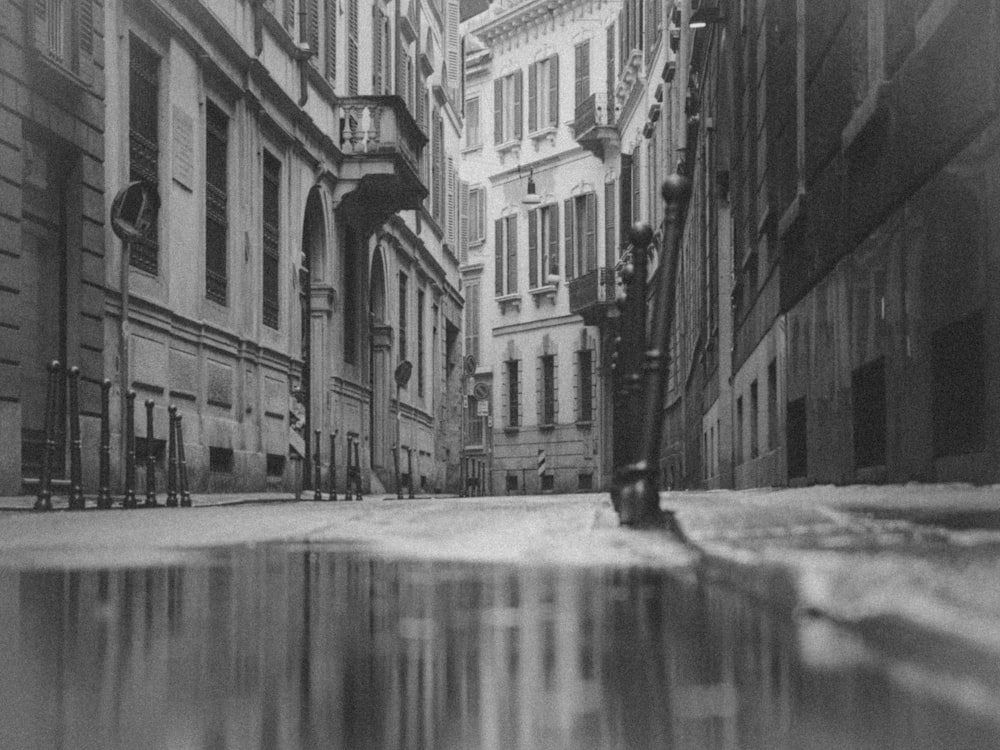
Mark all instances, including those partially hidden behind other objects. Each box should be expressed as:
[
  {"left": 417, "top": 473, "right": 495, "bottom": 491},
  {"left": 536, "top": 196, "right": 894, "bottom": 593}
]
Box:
[{"left": 3, "top": 485, "right": 1000, "bottom": 748}]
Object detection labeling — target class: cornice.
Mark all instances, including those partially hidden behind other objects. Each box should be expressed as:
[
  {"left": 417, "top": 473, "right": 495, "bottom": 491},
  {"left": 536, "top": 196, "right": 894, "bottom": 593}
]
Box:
[{"left": 471, "top": 0, "right": 614, "bottom": 47}]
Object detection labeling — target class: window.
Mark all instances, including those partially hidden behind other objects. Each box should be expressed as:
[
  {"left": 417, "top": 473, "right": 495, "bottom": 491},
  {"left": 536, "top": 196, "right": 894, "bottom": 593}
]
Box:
[
  {"left": 853, "top": 358, "right": 886, "bottom": 468},
  {"left": 32, "top": 0, "right": 95, "bottom": 82},
  {"left": 465, "top": 97, "right": 481, "bottom": 147},
  {"left": 469, "top": 187, "right": 486, "bottom": 244},
  {"left": 347, "top": 0, "right": 359, "bottom": 94},
  {"left": 563, "top": 193, "right": 597, "bottom": 280},
  {"left": 209, "top": 447, "right": 234, "bottom": 473},
  {"left": 343, "top": 225, "right": 359, "bottom": 362},
  {"left": 464, "top": 282, "right": 480, "bottom": 363},
  {"left": 129, "top": 35, "right": 160, "bottom": 274},
  {"left": 736, "top": 395, "right": 744, "bottom": 464},
  {"left": 398, "top": 273, "right": 408, "bottom": 364},
  {"left": 494, "top": 215, "right": 518, "bottom": 296},
  {"left": 540, "top": 354, "right": 556, "bottom": 425},
  {"left": 205, "top": 102, "right": 229, "bottom": 305},
  {"left": 467, "top": 396, "right": 485, "bottom": 445},
  {"left": 266, "top": 453, "right": 286, "bottom": 477},
  {"left": 528, "top": 55, "right": 559, "bottom": 132},
  {"left": 767, "top": 359, "right": 778, "bottom": 450},
  {"left": 932, "top": 311, "right": 986, "bottom": 457},
  {"left": 372, "top": 7, "right": 390, "bottom": 93},
  {"left": 324, "top": 0, "right": 337, "bottom": 84},
  {"left": 574, "top": 40, "right": 590, "bottom": 111},
  {"left": 787, "top": 397, "right": 807, "bottom": 478},
  {"left": 528, "top": 204, "right": 560, "bottom": 288},
  {"left": 577, "top": 348, "right": 594, "bottom": 422},
  {"left": 432, "top": 112, "right": 445, "bottom": 223},
  {"left": 506, "top": 359, "right": 520, "bottom": 428},
  {"left": 604, "top": 180, "right": 617, "bottom": 267},
  {"left": 750, "top": 380, "right": 759, "bottom": 459},
  {"left": 493, "top": 71, "right": 523, "bottom": 144},
  {"left": 262, "top": 151, "right": 281, "bottom": 329},
  {"left": 417, "top": 289, "right": 425, "bottom": 397},
  {"left": 631, "top": 149, "right": 641, "bottom": 224}
]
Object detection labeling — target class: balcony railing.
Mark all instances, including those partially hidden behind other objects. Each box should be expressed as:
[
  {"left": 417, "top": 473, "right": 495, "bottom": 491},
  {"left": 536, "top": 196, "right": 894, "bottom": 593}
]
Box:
[
  {"left": 573, "top": 92, "right": 619, "bottom": 159},
  {"left": 334, "top": 96, "right": 428, "bottom": 231},
  {"left": 569, "top": 267, "right": 616, "bottom": 325}
]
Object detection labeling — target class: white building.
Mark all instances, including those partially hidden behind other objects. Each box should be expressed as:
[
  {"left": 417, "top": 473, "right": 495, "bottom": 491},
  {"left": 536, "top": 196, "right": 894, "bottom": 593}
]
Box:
[{"left": 460, "top": 0, "right": 620, "bottom": 493}]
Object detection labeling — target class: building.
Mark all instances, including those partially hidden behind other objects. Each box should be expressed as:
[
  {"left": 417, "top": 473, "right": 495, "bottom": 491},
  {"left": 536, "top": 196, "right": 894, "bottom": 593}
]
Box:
[
  {"left": 1, "top": 0, "right": 466, "bottom": 498},
  {"left": 459, "top": 0, "right": 620, "bottom": 494},
  {"left": 0, "top": 0, "right": 108, "bottom": 496}
]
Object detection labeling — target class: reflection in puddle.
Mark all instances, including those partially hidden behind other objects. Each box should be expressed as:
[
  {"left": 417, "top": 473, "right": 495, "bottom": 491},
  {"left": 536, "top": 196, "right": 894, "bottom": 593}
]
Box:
[{"left": 0, "top": 549, "right": 994, "bottom": 749}]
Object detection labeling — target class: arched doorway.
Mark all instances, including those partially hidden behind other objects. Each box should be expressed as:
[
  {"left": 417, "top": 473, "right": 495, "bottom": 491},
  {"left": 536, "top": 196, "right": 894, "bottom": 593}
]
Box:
[
  {"left": 369, "top": 248, "right": 391, "bottom": 470},
  {"left": 299, "top": 188, "right": 326, "bottom": 488}
]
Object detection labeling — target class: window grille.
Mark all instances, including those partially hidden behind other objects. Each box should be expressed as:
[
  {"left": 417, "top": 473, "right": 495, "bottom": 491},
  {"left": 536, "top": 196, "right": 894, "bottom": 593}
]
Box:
[
  {"left": 205, "top": 102, "right": 229, "bottom": 305},
  {"left": 129, "top": 35, "right": 160, "bottom": 274}
]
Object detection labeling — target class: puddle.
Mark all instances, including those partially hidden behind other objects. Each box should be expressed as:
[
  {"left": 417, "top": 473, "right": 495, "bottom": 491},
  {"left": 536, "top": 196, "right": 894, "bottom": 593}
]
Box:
[{"left": 0, "top": 546, "right": 995, "bottom": 749}]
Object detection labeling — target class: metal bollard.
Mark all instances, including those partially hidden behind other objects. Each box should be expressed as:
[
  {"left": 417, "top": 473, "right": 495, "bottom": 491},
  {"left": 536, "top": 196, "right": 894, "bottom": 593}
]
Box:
[
  {"left": 144, "top": 399, "right": 158, "bottom": 507},
  {"left": 98, "top": 380, "right": 112, "bottom": 509},
  {"left": 407, "top": 447, "right": 414, "bottom": 499},
  {"left": 123, "top": 390, "right": 137, "bottom": 509},
  {"left": 345, "top": 435, "right": 355, "bottom": 501},
  {"left": 353, "top": 437, "right": 362, "bottom": 501},
  {"left": 176, "top": 412, "right": 192, "bottom": 507},
  {"left": 34, "top": 360, "right": 60, "bottom": 511},
  {"left": 393, "top": 441, "right": 402, "bottom": 500},
  {"left": 68, "top": 367, "right": 85, "bottom": 510},
  {"left": 522, "top": 467, "right": 527, "bottom": 495},
  {"left": 166, "top": 405, "right": 178, "bottom": 507},
  {"left": 313, "top": 429, "right": 323, "bottom": 501}
]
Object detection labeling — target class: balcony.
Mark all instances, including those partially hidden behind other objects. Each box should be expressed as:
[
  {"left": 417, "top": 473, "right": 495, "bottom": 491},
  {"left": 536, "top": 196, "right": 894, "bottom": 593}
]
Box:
[
  {"left": 334, "top": 96, "right": 428, "bottom": 232},
  {"left": 574, "top": 92, "right": 619, "bottom": 160},
  {"left": 569, "top": 268, "right": 617, "bottom": 326}
]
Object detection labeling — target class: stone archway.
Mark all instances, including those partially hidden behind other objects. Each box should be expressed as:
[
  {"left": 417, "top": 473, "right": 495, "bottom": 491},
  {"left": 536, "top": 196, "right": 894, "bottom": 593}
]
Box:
[{"left": 369, "top": 247, "right": 392, "bottom": 471}]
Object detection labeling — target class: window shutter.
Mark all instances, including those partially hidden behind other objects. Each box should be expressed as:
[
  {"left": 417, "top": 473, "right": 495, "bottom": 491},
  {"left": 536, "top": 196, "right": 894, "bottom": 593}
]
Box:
[
  {"left": 549, "top": 203, "right": 560, "bottom": 277},
  {"left": 513, "top": 70, "right": 524, "bottom": 140},
  {"left": 495, "top": 219, "right": 504, "bottom": 295},
  {"left": 446, "top": 0, "right": 460, "bottom": 93},
  {"left": 502, "top": 362, "right": 509, "bottom": 426},
  {"left": 536, "top": 356, "right": 542, "bottom": 426},
  {"left": 459, "top": 181, "right": 470, "bottom": 262},
  {"left": 585, "top": 193, "right": 597, "bottom": 273},
  {"left": 620, "top": 153, "right": 632, "bottom": 245},
  {"left": 553, "top": 355, "right": 559, "bottom": 422},
  {"left": 32, "top": 0, "right": 47, "bottom": 53},
  {"left": 507, "top": 216, "right": 518, "bottom": 292},
  {"left": 644, "top": 0, "right": 654, "bottom": 64},
  {"left": 77, "top": 0, "right": 95, "bottom": 84},
  {"left": 607, "top": 24, "right": 616, "bottom": 125},
  {"left": 574, "top": 351, "right": 580, "bottom": 421},
  {"left": 528, "top": 209, "right": 538, "bottom": 288},
  {"left": 308, "top": 0, "right": 320, "bottom": 50},
  {"left": 605, "top": 180, "right": 616, "bottom": 267},
  {"left": 494, "top": 79, "right": 503, "bottom": 143},
  {"left": 448, "top": 157, "right": 457, "bottom": 247},
  {"left": 284, "top": 0, "right": 295, "bottom": 30},
  {"left": 528, "top": 62, "right": 538, "bottom": 133},
  {"left": 575, "top": 41, "right": 590, "bottom": 109},
  {"left": 564, "top": 198, "right": 575, "bottom": 280},
  {"left": 372, "top": 5, "right": 383, "bottom": 92},
  {"left": 549, "top": 55, "right": 559, "bottom": 127},
  {"left": 325, "top": 0, "right": 337, "bottom": 83},
  {"left": 347, "top": 0, "right": 359, "bottom": 94}
]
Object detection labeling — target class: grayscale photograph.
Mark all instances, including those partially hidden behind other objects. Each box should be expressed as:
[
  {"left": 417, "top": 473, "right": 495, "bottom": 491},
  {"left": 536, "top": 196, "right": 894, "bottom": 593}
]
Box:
[{"left": 1, "top": 0, "right": 998, "bottom": 747}]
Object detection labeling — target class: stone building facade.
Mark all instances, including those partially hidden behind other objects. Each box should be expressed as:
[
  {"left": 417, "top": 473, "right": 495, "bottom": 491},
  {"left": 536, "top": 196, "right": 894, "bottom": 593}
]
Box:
[{"left": 0, "top": 0, "right": 465, "bottom": 498}]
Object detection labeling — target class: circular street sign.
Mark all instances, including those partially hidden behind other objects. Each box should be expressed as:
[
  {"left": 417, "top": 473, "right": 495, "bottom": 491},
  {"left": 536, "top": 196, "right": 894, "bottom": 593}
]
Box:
[
  {"left": 110, "top": 180, "right": 160, "bottom": 242},
  {"left": 473, "top": 382, "right": 490, "bottom": 401},
  {"left": 464, "top": 354, "right": 477, "bottom": 376}
]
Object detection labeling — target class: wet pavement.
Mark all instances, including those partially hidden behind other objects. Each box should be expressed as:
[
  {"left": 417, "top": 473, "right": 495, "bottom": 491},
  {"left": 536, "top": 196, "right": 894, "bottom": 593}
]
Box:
[
  {"left": 2, "top": 487, "right": 1000, "bottom": 748},
  {"left": 3, "top": 546, "right": 998, "bottom": 750}
]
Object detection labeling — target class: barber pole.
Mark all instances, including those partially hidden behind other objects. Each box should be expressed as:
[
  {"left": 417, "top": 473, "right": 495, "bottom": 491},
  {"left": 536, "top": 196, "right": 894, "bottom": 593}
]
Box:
[{"left": 537, "top": 449, "right": 546, "bottom": 490}]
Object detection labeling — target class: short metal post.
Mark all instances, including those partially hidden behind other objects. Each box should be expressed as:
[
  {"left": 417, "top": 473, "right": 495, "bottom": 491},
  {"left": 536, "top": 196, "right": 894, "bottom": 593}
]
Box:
[
  {"left": 97, "top": 379, "right": 112, "bottom": 509},
  {"left": 176, "top": 412, "right": 191, "bottom": 507},
  {"left": 353, "top": 437, "right": 362, "bottom": 500},
  {"left": 522, "top": 467, "right": 527, "bottom": 495},
  {"left": 123, "top": 390, "right": 137, "bottom": 509},
  {"left": 313, "top": 429, "right": 323, "bottom": 501},
  {"left": 34, "top": 360, "right": 60, "bottom": 511},
  {"left": 407, "top": 447, "right": 414, "bottom": 499},
  {"left": 479, "top": 461, "right": 485, "bottom": 497},
  {"left": 68, "top": 367, "right": 85, "bottom": 510},
  {"left": 329, "top": 432, "right": 337, "bottom": 501},
  {"left": 144, "top": 399, "right": 158, "bottom": 507},
  {"left": 394, "top": 442, "right": 402, "bottom": 499},
  {"left": 166, "top": 405, "right": 178, "bottom": 507}
]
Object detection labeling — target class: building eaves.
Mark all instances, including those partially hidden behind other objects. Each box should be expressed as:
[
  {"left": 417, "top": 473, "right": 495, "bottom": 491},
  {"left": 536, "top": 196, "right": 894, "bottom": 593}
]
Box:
[{"left": 469, "top": 0, "right": 600, "bottom": 47}]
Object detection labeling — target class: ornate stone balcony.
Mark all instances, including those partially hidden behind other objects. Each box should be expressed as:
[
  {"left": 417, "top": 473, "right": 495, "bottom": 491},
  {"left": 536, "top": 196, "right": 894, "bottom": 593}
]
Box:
[
  {"left": 569, "top": 267, "right": 617, "bottom": 326},
  {"left": 573, "top": 92, "right": 619, "bottom": 160},
  {"left": 334, "top": 96, "right": 428, "bottom": 232}
]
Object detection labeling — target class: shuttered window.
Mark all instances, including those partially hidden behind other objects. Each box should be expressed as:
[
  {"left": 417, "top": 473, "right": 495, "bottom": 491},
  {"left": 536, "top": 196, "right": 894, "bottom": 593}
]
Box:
[
  {"left": 528, "top": 205, "right": 560, "bottom": 288},
  {"left": 399, "top": 273, "right": 408, "bottom": 363},
  {"left": 417, "top": 289, "right": 425, "bottom": 397},
  {"left": 577, "top": 348, "right": 594, "bottom": 422},
  {"left": 564, "top": 194, "right": 598, "bottom": 280},
  {"left": 528, "top": 55, "right": 559, "bottom": 132},
  {"left": 262, "top": 151, "right": 281, "bottom": 329},
  {"left": 494, "top": 215, "right": 518, "bottom": 296},
  {"left": 494, "top": 71, "right": 523, "bottom": 144},
  {"left": 347, "top": 0, "right": 359, "bottom": 94},
  {"left": 306, "top": 0, "right": 320, "bottom": 50},
  {"left": 324, "top": 0, "right": 336, "bottom": 83},
  {"left": 464, "top": 282, "right": 480, "bottom": 362},
  {"left": 32, "top": 0, "right": 95, "bottom": 83},
  {"left": 506, "top": 360, "right": 520, "bottom": 428},
  {"left": 205, "top": 102, "right": 229, "bottom": 306},
  {"left": 574, "top": 40, "right": 590, "bottom": 112},
  {"left": 128, "top": 35, "right": 160, "bottom": 274},
  {"left": 539, "top": 354, "right": 557, "bottom": 426},
  {"left": 604, "top": 180, "right": 617, "bottom": 267},
  {"left": 465, "top": 97, "right": 481, "bottom": 147}
]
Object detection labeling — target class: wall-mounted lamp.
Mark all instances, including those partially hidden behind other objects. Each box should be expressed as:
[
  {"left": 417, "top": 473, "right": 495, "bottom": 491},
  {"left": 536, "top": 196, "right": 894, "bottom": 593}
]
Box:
[
  {"left": 523, "top": 168, "right": 541, "bottom": 205},
  {"left": 690, "top": 0, "right": 724, "bottom": 29}
]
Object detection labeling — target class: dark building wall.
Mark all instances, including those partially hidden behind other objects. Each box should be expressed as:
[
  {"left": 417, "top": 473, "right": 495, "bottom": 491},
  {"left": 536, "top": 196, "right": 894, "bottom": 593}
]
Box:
[
  {"left": 0, "top": 0, "right": 106, "bottom": 494},
  {"left": 782, "top": 0, "right": 1000, "bottom": 485}
]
